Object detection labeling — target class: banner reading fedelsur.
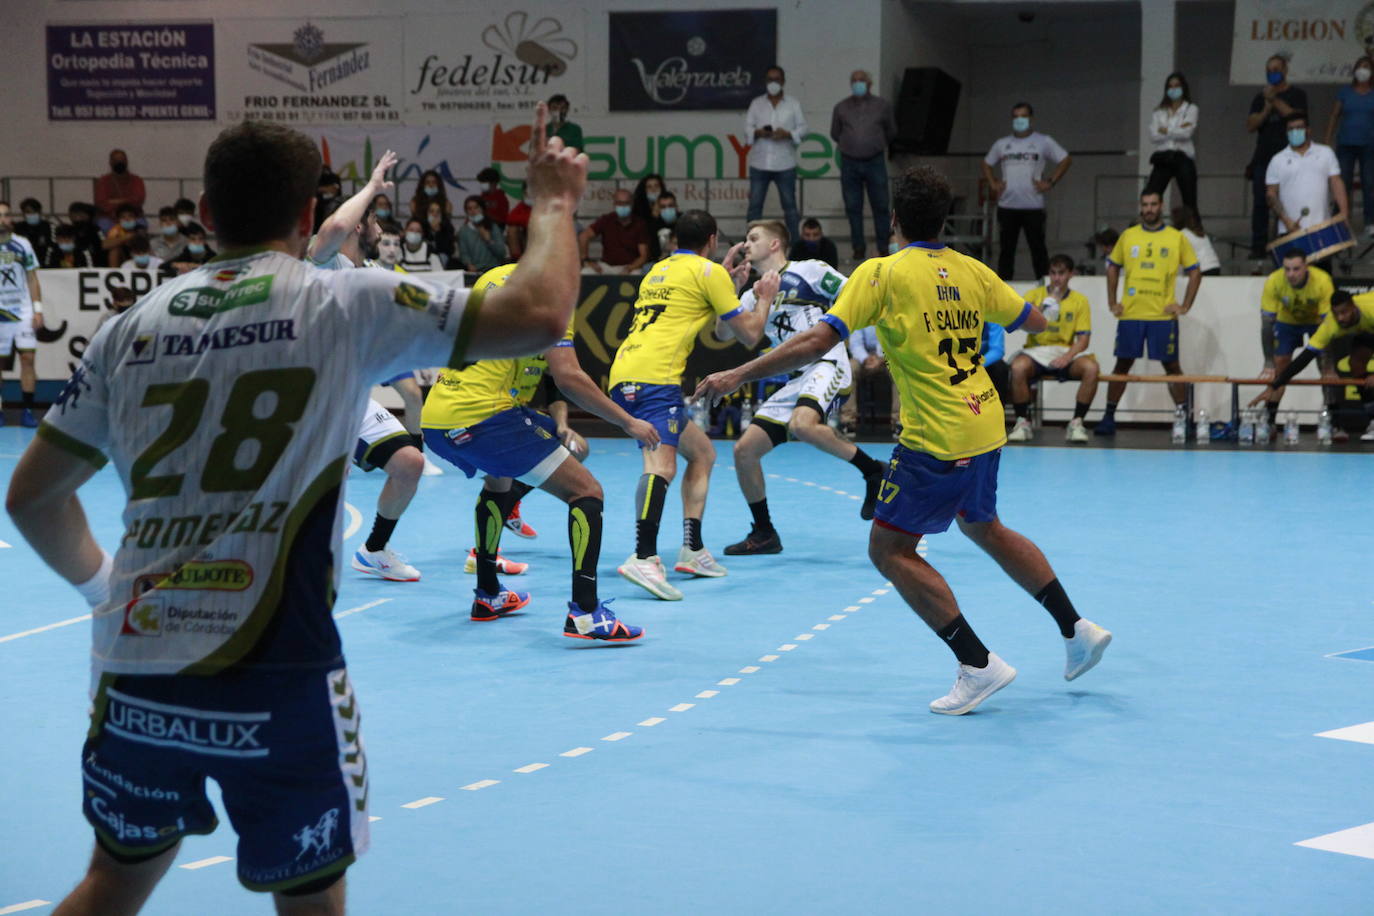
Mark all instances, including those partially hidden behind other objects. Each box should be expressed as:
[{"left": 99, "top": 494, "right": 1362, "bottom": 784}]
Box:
[
  {"left": 47, "top": 23, "right": 215, "bottom": 121},
  {"left": 1231, "top": 1, "right": 1374, "bottom": 84},
  {"left": 607, "top": 10, "right": 776, "bottom": 111}
]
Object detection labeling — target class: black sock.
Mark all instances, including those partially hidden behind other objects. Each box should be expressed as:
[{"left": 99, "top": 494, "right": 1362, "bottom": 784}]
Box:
[
  {"left": 509, "top": 480, "right": 535, "bottom": 502},
  {"left": 21, "top": 390, "right": 35, "bottom": 410},
  {"left": 1073, "top": 401, "right": 1091, "bottom": 420},
  {"left": 1103, "top": 401, "right": 1118, "bottom": 418},
  {"left": 847, "top": 448, "right": 883, "bottom": 477},
  {"left": 410, "top": 433, "right": 424, "bottom": 452},
  {"left": 568, "top": 496, "right": 603, "bottom": 613},
  {"left": 1035, "top": 578, "right": 1081, "bottom": 638},
  {"left": 634, "top": 474, "right": 669, "bottom": 559},
  {"left": 748, "top": 499, "right": 774, "bottom": 534},
  {"left": 1013, "top": 402, "right": 1030, "bottom": 419},
  {"left": 474, "top": 489, "right": 513, "bottom": 594},
  {"left": 1265, "top": 401, "right": 1280, "bottom": 425},
  {"left": 935, "top": 614, "right": 990, "bottom": 668},
  {"left": 365, "top": 514, "right": 398, "bottom": 552},
  {"left": 683, "top": 517, "right": 703, "bottom": 551}
]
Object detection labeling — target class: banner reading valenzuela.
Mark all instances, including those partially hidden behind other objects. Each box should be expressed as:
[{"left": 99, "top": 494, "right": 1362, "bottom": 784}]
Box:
[
  {"left": 607, "top": 10, "right": 776, "bottom": 112},
  {"left": 47, "top": 23, "right": 214, "bottom": 121}
]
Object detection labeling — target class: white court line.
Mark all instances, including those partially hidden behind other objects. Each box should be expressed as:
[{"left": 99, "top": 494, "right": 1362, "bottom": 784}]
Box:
[
  {"left": 739, "top": 666, "right": 760, "bottom": 673},
  {"left": 180, "top": 856, "right": 233, "bottom": 870},
  {"left": 560, "top": 747, "right": 594, "bottom": 757},
  {"left": 1324, "top": 645, "right": 1374, "bottom": 660},
  {"left": 834, "top": 490, "right": 848, "bottom": 496},
  {"left": 695, "top": 690, "right": 718, "bottom": 699},
  {"left": 1315, "top": 722, "right": 1374, "bottom": 745},
  {"left": 842, "top": 605, "right": 861, "bottom": 612},
  {"left": 342, "top": 501, "right": 363, "bottom": 540},
  {"left": 514, "top": 763, "right": 549, "bottom": 773},
  {"left": 602, "top": 732, "right": 632, "bottom": 741},
  {"left": 784, "top": 477, "right": 798, "bottom": 482},
  {"left": 402, "top": 796, "right": 444, "bottom": 809},
  {"left": 333, "top": 598, "right": 393, "bottom": 620},
  {"left": 813, "top": 624, "right": 830, "bottom": 630},
  {"left": 669, "top": 703, "right": 695, "bottom": 712},
  {"left": 857, "top": 597, "right": 875, "bottom": 604},
  {"left": 0, "top": 613, "right": 92, "bottom": 644},
  {"left": 1296, "top": 822, "right": 1374, "bottom": 860},
  {"left": 717, "top": 678, "right": 740, "bottom": 686},
  {"left": 0, "top": 902, "right": 52, "bottom": 915},
  {"left": 462, "top": 780, "right": 500, "bottom": 791},
  {"left": 777, "top": 644, "right": 797, "bottom": 651},
  {"left": 794, "top": 634, "right": 814, "bottom": 641},
  {"left": 872, "top": 588, "right": 890, "bottom": 595},
  {"left": 759, "top": 655, "right": 779, "bottom": 662},
  {"left": 0, "top": 539, "right": 10, "bottom": 548},
  {"left": 828, "top": 615, "right": 846, "bottom": 621},
  {"left": 638, "top": 717, "right": 666, "bottom": 727},
  {"left": 369, "top": 816, "right": 382, "bottom": 822}
]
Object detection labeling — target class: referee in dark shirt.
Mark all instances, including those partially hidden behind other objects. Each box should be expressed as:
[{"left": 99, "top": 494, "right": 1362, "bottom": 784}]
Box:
[{"left": 830, "top": 69, "right": 897, "bottom": 261}]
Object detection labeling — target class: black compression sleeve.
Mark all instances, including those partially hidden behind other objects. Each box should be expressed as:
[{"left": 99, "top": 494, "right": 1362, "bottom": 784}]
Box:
[{"left": 1271, "top": 347, "right": 1317, "bottom": 389}]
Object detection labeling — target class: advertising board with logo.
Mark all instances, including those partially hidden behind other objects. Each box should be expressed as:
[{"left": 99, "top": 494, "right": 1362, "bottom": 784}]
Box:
[
  {"left": 218, "top": 18, "right": 403, "bottom": 124},
  {"left": 46, "top": 23, "right": 215, "bottom": 121},
  {"left": 404, "top": 10, "right": 584, "bottom": 120},
  {"left": 1231, "top": 0, "right": 1374, "bottom": 83},
  {"left": 607, "top": 10, "right": 776, "bottom": 111}
]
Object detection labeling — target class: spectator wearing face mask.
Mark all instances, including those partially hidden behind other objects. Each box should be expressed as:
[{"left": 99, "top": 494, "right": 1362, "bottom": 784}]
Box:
[
  {"left": 1247, "top": 55, "right": 1308, "bottom": 257},
  {"left": 42, "top": 225, "right": 96, "bottom": 268},
  {"left": 13, "top": 199, "right": 53, "bottom": 264},
  {"left": 425, "top": 200, "right": 457, "bottom": 266},
  {"left": 458, "top": 196, "right": 506, "bottom": 273},
  {"left": 372, "top": 193, "right": 396, "bottom": 225},
  {"left": 409, "top": 169, "right": 452, "bottom": 221},
  {"left": 1145, "top": 72, "right": 1200, "bottom": 216},
  {"left": 120, "top": 233, "right": 162, "bottom": 273},
  {"left": 102, "top": 203, "right": 143, "bottom": 267},
  {"left": 579, "top": 189, "right": 650, "bottom": 274},
  {"left": 173, "top": 197, "right": 204, "bottom": 236},
  {"left": 648, "top": 191, "right": 679, "bottom": 260},
  {"left": 314, "top": 169, "right": 343, "bottom": 231},
  {"left": 548, "top": 94, "right": 583, "bottom": 151},
  {"left": 831, "top": 69, "right": 896, "bottom": 261},
  {"left": 745, "top": 65, "right": 806, "bottom": 243},
  {"left": 982, "top": 102, "right": 1072, "bottom": 280},
  {"left": 788, "top": 217, "right": 840, "bottom": 269},
  {"left": 633, "top": 173, "right": 667, "bottom": 223},
  {"left": 94, "top": 149, "right": 146, "bottom": 230},
  {"left": 476, "top": 167, "right": 510, "bottom": 226},
  {"left": 65, "top": 202, "right": 104, "bottom": 264},
  {"left": 1326, "top": 56, "right": 1374, "bottom": 238},
  {"left": 165, "top": 228, "right": 215, "bottom": 275},
  {"left": 150, "top": 206, "right": 187, "bottom": 261},
  {"left": 1266, "top": 111, "right": 1347, "bottom": 269},
  {"left": 399, "top": 217, "right": 444, "bottom": 272}
]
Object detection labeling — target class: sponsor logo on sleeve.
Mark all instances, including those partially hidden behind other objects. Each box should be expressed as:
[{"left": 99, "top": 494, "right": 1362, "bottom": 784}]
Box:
[{"left": 394, "top": 281, "right": 431, "bottom": 311}]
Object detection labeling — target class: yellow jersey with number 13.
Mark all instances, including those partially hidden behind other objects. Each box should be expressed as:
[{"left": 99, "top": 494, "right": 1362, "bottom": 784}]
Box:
[
  {"left": 826, "top": 243, "right": 1031, "bottom": 460},
  {"left": 608, "top": 250, "right": 744, "bottom": 388}
]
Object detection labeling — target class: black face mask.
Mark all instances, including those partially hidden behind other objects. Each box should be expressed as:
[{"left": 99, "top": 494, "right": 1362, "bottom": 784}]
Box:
[{"left": 111, "top": 161, "right": 128, "bottom": 174}]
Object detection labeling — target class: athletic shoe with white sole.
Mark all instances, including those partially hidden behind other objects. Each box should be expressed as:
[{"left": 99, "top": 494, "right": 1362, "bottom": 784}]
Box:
[
  {"left": 471, "top": 587, "right": 531, "bottom": 621},
  {"left": 351, "top": 546, "right": 420, "bottom": 582},
  {"left": 504, "top": 501, "right": 537, "bottom": 538},
  {"left": 1064, "top": 618, "right": 1112, "bottom": 681},
  {"left": 1007, "top": 417, "right": 1033, "bottom": 442},
  {"left": 929, "top": 652, "right": 1017, "bottom": 715},
  {"left": 1361, "top": 421, "right": 1374, "bottom": 442},
  {"left": 421, "top": 455, "right": 445, "bottom": 476},
  {"left": 617, "top": 554, "right": 683, "bottom": 601},
  {"left": 463, "top": 548, "right": 529, "bottom": 575},
  {"left": 674, "top": 546, "right": 727, "bottom": 577},
  {"left": 563, "top": 600, "right": 643, "bottom": 642},
  {"left": 1065, "top": 417, "right": 1090, "bottom": 443}
]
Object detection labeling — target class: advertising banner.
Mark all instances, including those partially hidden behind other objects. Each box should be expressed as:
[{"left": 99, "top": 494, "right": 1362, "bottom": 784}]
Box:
[
  {"left": 300, "top": 125, "right": 496, "bottom": 202},
  {"left": 607, "top": 10, "right": 776, "bottom": 112},
  {"left": 1231, "top": 1, "right": 1374, "bottom": 84},
  {"left": 46, "top": 23, "right": 215, "bottom": 121}
]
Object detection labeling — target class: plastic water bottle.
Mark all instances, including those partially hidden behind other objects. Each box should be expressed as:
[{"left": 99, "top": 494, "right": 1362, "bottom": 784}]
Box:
[
  {"left": 740, "top": 397, "right": 754, "bottom": 430},
  {"left": 1171, "top": 405, "right": 1187, "bottom": 444},
  {"left": 690, "top": 399, "right": 708, "bottom": 430},
  {"left": 1255, "top": 410, "right": 1272, "bottom": 446},
  {"left": 1283, "top": 412, "right": 1299, "bottom": 446},
  {"left": 1195, "top": 408, "right": 1209, "bottom": 446},
  {"left": 1317, "top": 407, "right": 1333, "bottom": 445},
  {"left": 1239, "top": 409, "right": 1255, "bottom": 446}
]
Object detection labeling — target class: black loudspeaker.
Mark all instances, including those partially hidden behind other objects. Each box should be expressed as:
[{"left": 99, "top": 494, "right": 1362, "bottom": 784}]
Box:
[{"left": 893, "top": 67, "right": 961, "bottom": 155}]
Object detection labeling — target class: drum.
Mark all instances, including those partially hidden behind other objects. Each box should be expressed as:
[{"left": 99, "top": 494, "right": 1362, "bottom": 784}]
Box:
[{"left": 1267, "top": 217, "right": 1355, "bottom": 268}]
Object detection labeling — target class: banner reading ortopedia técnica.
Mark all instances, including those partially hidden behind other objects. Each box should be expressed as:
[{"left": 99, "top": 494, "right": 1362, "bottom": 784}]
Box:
[{"left": 47, "top": 23, "right": 215, "bottom": 121}]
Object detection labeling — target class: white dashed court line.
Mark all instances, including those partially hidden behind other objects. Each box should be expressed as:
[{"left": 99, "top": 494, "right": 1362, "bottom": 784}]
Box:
[
  {"left": 0, "top": 613, "right": 92, "bottom": 645},
  {"left": 777, "top": 644, "right": 797, "bottom": 651},
  {"left": 717, "top": 678, "right": 740, "bottom": 686},
  {"left": 1296, "top": 822, "right": 1374, "bottom": 860},
  {"left": 669, "top": 703, "right": 695, "bottom": 712},
  {"left": 342, "top": 502, "right": 363, "bottom": 540},
  {"left": 828, "top": 614, "right": 847, "bottom": 620},
  {"left": 739, "top": 666, "right": 760, "bottom": 674},
  {"left": 560, "top": 747, "right": 594, "bottom": 757},
  {"left": 695, "top": 690, "right": 718, "bottom": 699},
  {"left": 402, "top": 797, "right": 444, "bottom": 809},
  {"left": 813, "top": 624, "right": 830, "bottom": 630},
  {"left": 784, "top": 477, "right": 798, "bottom": 482},
  {"left": 842, "top": 606, "right": 861, "bottom": 612},
  {"left": 602, "top": 732, "right": 632, "bottom": 742},
  {"left": 1315, "top": 722, "right": 1374, "bottom": 745},
  {"left": 369, "top": 816, "right": 382, "bottom": 822},
  {"left": 759, "top": 655, "right": 779, "bottom": 662},
  {"left": 332, "top": 598, "right": 393, "bottom": 620},
  {"left": 462, "top": 780, "right": 500, "bottom": 791},
  {"left": 514, "top": 763, "right": 549, "bottom": 774},
  {"left": 0, "top": 539, "right": 10, "bottom": 549},
  {"left": 857, "top": 597, "right": 875, "bottom": 604},
  {"left": 794, "top": 634, "right": 814, "bottom": 641},
  {"left": 872, "top": 588, "right": 890, "bottom": 595},
  {"left": 180, "top": 856, "right": 233, "bottom": 870},
  {"left": 638, "top": 717, "right": 666, "bottom": 727},
  {"left": 0, "top": 901, "right": 51, "bottom": 914}
]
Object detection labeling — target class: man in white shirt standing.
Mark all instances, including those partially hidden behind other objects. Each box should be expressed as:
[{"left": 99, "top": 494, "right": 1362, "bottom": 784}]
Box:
[
  {"left": 745, "top": 65, "right": 807, "bottom": 245},
  {"left": 981, "top": 102, "right": 1072, "bottom": 280},
  {"left": 1265, "top": 111, "right": 1348, "bottom": 267}
]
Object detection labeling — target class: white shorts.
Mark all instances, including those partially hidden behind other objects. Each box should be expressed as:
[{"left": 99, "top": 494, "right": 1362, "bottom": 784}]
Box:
[
  {"left": 1018, "top": 345, "right": 1071, "bottom": 369},
  {"left": 0, "top": 314, "right": 36, "bottom": 357},
  {"left": 353, "top": 399, "right": 411, "bottom": 471},
  {"left": 754, "top": 357, "right": 853, "bottom": 427}
]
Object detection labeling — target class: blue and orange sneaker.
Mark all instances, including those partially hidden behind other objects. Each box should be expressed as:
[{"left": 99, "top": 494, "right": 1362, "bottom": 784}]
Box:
[
  {"left": 563, "top": 600, "right": 644, "bottom": 642},
  {"left": 471, "top": 587, "right": 530, "bottom": 621}
]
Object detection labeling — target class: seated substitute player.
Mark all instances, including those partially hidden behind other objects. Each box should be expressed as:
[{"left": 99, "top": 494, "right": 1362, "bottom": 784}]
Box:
[
  {"left": 423, "top": 262, "right": 660, "bottom": 635},
  {"left": 696, "top": 165, "right": 1112, "bottom": 716},
  {"left": 4, "top": 109, "right": 587, "bottom": 913},
  {"left": 1097, "top": 189, "right": 1201, "bottom": 436},
  {"left": 714, "top": 219, "right": 886, "bottom": 555},
  {"left": 1007, "top": 253, "right": 1099, "bottom": 443},
  {"left": 1256, "top": 289, "right": 1374, "bottom": 440},
  {"left": 1259, "top": 247, "right": 1334, "bottom": 425},
  {"left": 608, "top": 210, "right": 758, "bottom": 600},
  {"left": 0, "top": 201, "right": 45, "bottom": 427}
]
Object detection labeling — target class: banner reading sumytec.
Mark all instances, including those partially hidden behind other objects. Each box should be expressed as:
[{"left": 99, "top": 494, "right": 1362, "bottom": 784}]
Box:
[
  {"left": 1231, "top": 0, "right": 1374, "bottom": 84},
  {"left": 607, "top": 10, "right": 776, "bottom": 112},
  {"left": 47, "top": 23, "right": 215, "bottom": 121}
]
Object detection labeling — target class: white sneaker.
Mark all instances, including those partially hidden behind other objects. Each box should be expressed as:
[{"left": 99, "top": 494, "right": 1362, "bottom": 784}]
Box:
[
  {"left": 1065, "top": 417, "right": 1090, "bottom": 443},
  {"left": 421, "top": 455, "right": 445, "bottom": 476},
  {"left": 930, "top": 652, "right": 1016, "bottom": 715},
  {"left": 352, "top": 545, "right": 421, "bottom": 582},
  {"left": 674, "top": 546, "right": 728, "bottom": 578},
  {"left": 1007, "top": 417, "right": 1033, "bottom": 442},
  {"left": 1360, "top": 421, "right": 1374, "bottom": 442},
  {"left": 617, "top": 554, "right": 683, "bottom": 601},
  {"left": 1064, "top": 618, "right": 1112, "bottom": 681}
]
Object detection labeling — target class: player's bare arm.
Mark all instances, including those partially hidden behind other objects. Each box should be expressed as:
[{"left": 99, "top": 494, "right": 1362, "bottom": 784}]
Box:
[
  {"left": 716, "top": 270, "right": 780, "bottom": 346},
  {"left": 309, "top": 149, "right": 398, "bottom": 263},
  {"left": 28, "top": 270, "right": 43, "bottom": 330},
  {"left": 6, "top": 437, "right": 104, "bottom": 587},
  {"left": 695, "top": 321, "right": 841, "bottom": 406},
  {"left": 545, "top": 345, "right": 660, "bottom": 449}
]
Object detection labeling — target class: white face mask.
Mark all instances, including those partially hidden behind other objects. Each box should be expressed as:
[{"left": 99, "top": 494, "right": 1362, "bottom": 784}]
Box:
[
  {"left": 1012, "top": 116, "right": 1031, "bottom": 133},
  {"left": 161, "top": 224, "right": 178, "bottom": 236},
  {"left": 766, "top": 81, "right": 783, "bottom": 96},
  {"left": 178, "top": 213, "right": 193, "bottom": 226},
  {"left": 468, "top": 212, "right": 483, "bottom": 225},
  {"left": 1357, "top": 67, "right": 1373, "bottom": 82},
  {"left": 405, "top": 231, "right": 422, "bottom": 245}
]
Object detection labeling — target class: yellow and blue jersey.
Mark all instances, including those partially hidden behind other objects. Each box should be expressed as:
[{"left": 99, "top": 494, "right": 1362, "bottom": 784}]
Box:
[
  {"left": 1308, "top": 292, "right": 1374, "bottom": 352},
  {"left": 1107, "top": 225, "right": 1198, "bottom": 321},
  {"left": 1024, "top": 286, "right": 1091, "bottom": 348},
  {"left": 824, "top": 243, "right": 1031, "bottom": 461},
  {"left": 1261, "top": 265, "right": 1333, "bottom": 326}
]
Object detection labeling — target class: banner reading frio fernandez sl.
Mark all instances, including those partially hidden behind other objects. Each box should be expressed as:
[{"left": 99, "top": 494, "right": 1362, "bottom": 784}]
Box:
[
  {"left": 608, "top": 10, "right": 776, "bottom": 112},
  {"left": 47, "top": 23, "right": 215, "bottom": 121}
]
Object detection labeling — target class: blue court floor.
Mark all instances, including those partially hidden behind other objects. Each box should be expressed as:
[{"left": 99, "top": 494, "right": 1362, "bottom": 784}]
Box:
[{"left": 0, "top": 426, "right": 1370, "bottom": 914}]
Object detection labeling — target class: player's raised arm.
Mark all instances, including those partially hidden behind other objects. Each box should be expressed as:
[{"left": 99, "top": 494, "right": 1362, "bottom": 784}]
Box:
[
  {"left": 466, "top": 102, "right": 589, "bottom": 360},
  {"left": 309, "top": 150, "right": 397, "bottom": 264}
]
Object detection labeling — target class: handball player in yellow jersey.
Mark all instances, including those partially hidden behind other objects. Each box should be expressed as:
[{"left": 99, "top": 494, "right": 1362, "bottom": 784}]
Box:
[{"left": 697, "top": 166, "right": 1112, "bottom": 715}]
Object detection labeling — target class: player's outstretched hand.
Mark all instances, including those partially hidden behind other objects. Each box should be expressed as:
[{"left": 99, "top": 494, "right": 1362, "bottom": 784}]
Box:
[
  {"left": 369, "top": 150, "right": 398, "bottom": 193},
  {"left": 625, "top": 417, "right": 661, "bottom": 451},
  {"left": 694, "top": 369, "right": 743, "bottom": 408},
  {"left": 526, "top": 102, "right": 588, "bottom": 206},
  {"left": 1247, "top": 389, "right": 1273, "bottom": 407},
  {"left": 723, "top": 241, "right": 750, "bottom": 290}
]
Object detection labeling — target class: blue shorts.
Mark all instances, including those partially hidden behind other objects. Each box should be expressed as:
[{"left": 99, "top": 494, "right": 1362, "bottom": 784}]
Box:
[
  {"left": 873, "top": 446, "right": 1000, "bottom": 536},
  {"left": 1274, "top": 321, "right": 1320, "bottom": 357},
  {"left": 423, "top": 406, "right": 569, "bottom": 484},
  {"left": 82, "top": 666, "right": 368, "bottom": 892},
  {"left": 1114, "top": 319, "right": 1179, "bottom": 362},
  {"left": 609, "top": 382, "right": 686, "bottom": 448}
]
